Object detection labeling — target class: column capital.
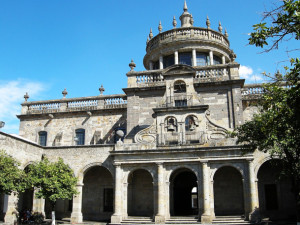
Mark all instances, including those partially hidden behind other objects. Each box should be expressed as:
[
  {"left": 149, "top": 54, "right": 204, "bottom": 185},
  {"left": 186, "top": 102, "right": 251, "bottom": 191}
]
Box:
[
  {"left": 114, "top": 163, "right": 122, "bottom": 168},
  {"left": 246, "top": 158, "right": 254, "bottom": 162},
  {"left": 156, "top": 162, "right": 164, "bottom": 166},
  {"left": 76, "top": 183, "right": 84, "bottom": 187},
  {"left": 200, "top": 159, "right": 209, "bottom": 164}
]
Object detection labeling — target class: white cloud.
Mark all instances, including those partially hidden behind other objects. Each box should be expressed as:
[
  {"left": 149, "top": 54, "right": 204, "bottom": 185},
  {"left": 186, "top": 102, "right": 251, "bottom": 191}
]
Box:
[
  {"left": 239, "top": 65, "right": 264, "bottom": 83},
  {"left": 239, "top": 65, "right": 253, "bottom": 79},
  {"left": 0, "top": 79, "right": 45, "bottom": 134}
]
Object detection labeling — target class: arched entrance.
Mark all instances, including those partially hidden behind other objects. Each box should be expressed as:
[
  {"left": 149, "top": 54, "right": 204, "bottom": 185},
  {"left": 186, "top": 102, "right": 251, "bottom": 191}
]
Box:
[
  {"left": 213, "top": 166, "right": 244, "bottom": 216},
  {"left": 170, "top": 168, "right": 198, "bottom": 216},
  {"left": 82, "top": 166, "right": 113, "bottom": 221},
  {"left": 127, "top": 169, "right": 153, "bottom": 217},
  {"left": 257, "top": 160, "right": 296, "bottom": 220},
  {"left": 18, "top": 166, "right": 34, "bottom": 216}
]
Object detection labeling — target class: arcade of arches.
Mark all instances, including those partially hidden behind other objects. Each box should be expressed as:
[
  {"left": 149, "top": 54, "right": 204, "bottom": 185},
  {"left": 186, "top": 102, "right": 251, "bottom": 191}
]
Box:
[{"left": 8, "top": 160, "right": 296, "bottom": 223}]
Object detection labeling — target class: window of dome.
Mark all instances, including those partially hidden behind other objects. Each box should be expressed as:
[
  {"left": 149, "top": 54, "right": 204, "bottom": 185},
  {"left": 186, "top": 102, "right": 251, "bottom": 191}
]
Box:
[
  {"left": 213, "top": 55, "right": 222, "bottom": 65},
  {"left": 163, "top": 54, "right": 175, "bottom": 68},
  {"left": 179, "top": 52, "right": 192, "bottom": 66},
  {"left": 153, "top": 61, "right": 159, "bottom": 70},
  {"left": 196, "top": 53, "right": 209, "bottom": 66}
]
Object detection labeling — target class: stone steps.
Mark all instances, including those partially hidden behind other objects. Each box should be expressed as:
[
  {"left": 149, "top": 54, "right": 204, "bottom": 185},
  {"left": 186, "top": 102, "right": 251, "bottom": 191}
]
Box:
[
  {"left": 165, "top": 216, "right": 199, "bottom": 224},
  {"left": 212, "top": 216, "right": 251, "bottom": 225},
  {"left": 121, "top": 216, "right": 154, "bottom": 224}
]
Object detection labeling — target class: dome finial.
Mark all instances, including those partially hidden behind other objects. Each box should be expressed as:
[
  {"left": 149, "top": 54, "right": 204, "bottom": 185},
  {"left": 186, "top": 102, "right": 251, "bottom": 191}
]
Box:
[
  {"left": 149, "top": 28, "right": 153, "bottom": 39},
  {"left": 173, "top": 16, "right": 177, "bottom": 28},
  {"left": 206, "top": 15, "right": 211, "bottom": 29},
  {"left": 183, "top": 0, "right": 188, "bottom": 12},
  {"left": 225, "top": 29, "right": 229, "bottom": 38},
  {"left": 158, "top": 21, "right": 162, "bottom": 33},
  {"left": 218, "top": 21, "right": 223, "bottom": 33}
]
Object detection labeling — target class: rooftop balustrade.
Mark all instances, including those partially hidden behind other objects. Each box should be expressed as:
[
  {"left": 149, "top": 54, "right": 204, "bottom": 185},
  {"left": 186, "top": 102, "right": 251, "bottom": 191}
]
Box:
[
  {"left": 21, "top": 94, "right": 127, "bottom": 115},
  {"left": 146, "top": 27, "right": 230, "bottom": 53}
]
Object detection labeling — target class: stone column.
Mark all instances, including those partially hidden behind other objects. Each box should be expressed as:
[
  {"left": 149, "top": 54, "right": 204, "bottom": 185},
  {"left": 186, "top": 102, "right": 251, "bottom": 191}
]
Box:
[
  {"left": 149, "top": 61, "right": 153, "bottom": 70},
  {"left": 165, "top": 182, "right": 170, "bottom": 219},
  {"left": 209, "top": 51, "right": 213, "bottom": 66},
  {"left": 192, "top": 49, "right": 197, "bottom": 66},
  {"left": 174, "top": 51, "right": 178, "bottom": 65},
  {"left": 159, "top": 55, "right": 163, "bottom": 69},
  {"left": 222, "top": 55, "right": 226, "bottom": 64},
  {"left": 70, "top": 183, "right": 83, "bottom": 223},
  {"left": 32, "top": 188, "right": 45, "bottom": 216},
  {"left": 111, "top": 163, "right": 123, "bottom": 223},
  {"left": 210, "top": 180, "right": 215, "bottom": 218},
  {"left": 201, "top": 161, "right": 213, "bottom": 223},
  {"left": 155, "top": 163, "right": 165, "bottom": 223},
  {"left": 4, "top": 193, "right": 18, "bottom": 224},
  {"left": 123, "top": 182, "right": 128, "bottom": 219},
  {"left": 248, "top": 160, "right": 260, "bottom": 222}
]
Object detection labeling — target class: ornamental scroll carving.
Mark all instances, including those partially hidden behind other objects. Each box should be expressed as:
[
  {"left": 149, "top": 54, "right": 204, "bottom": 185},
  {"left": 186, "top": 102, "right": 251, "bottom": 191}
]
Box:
[
  {"left": 134, "top": 123, "right": 157, "bottom": 144},
  {"left": 205, "top": 110, "right": 228, "bottom": 140}
]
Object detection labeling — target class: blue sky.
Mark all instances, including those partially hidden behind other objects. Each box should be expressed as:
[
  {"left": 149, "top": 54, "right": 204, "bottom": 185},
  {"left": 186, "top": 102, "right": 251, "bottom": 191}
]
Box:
[{"left": 0, "top": 0, "right": 298, "bottom": 134}]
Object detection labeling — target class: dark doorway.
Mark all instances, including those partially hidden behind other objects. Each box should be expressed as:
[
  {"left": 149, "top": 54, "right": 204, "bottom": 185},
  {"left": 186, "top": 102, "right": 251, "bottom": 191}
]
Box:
[{"left": 171, "top": 169, "right": 198, "bottom": 216}]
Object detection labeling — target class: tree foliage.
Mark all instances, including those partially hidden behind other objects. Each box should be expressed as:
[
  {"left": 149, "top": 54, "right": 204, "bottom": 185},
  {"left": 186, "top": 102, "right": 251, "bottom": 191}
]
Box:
[
  {"left": 28, "top": 157, "right": 78, "bottom": 210},
  {"left": 249, "top": 0, "right": 300, "bottom": 51},
  {"left": 0, "top": 150, "right": 28, "bottom": 195},
  {"left": 234, "top": 0, "right": 300, "bottom": 221}
]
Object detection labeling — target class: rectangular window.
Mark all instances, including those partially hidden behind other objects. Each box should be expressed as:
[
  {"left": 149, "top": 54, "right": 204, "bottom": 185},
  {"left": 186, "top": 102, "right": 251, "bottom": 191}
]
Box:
[
  {"left": 103, "top": 188, "right": 113, "bottom": 212},
  {"left": 175, "top": 99, "right": 187, "bottom": 107},
  {"left": 38, "top": 131, "right": 47, "bottom": 146},
  {"left": 75, "top": 129, "right": 85, "bottom": 145},
  {"left": 163, "top": 54, "right": 174, "bottom": 68},
  {"left": 264, "top": 184, "right": 278, "bottom": 210},
  {"left": 179, "top": 52, "right": 192, "bottom": 66},
  {"left": 196, "top": 53, "right": 209, "bottom": 66}
]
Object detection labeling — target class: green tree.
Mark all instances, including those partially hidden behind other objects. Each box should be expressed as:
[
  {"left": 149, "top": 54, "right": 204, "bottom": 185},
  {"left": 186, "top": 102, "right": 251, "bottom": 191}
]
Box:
[
  {"left": 0, "top": 150, "right": 28, "bottom": 195},
  {"left": 234, "top": 0, "right": 300, "bottom": 222},
  {"left": 28, "top": 157, "right": 78, "bottom": 224}
]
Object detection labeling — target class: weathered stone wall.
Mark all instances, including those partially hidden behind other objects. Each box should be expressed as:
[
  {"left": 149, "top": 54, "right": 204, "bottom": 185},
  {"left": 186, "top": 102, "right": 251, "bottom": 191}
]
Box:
[{"left": 19, "top": 110, "right": 126, "bottom": 146}]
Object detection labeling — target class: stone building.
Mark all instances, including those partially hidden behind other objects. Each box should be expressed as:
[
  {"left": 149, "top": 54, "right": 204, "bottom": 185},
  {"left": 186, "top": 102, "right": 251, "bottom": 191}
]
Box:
[{"left": 0, "top": 2, "right": 296, "bottom": 224}]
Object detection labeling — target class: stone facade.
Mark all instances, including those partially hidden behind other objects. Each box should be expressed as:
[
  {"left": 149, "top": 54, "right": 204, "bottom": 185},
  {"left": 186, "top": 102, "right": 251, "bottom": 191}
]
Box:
[{"left": 0, "top": 2, "right": 296, "bottom": 224}]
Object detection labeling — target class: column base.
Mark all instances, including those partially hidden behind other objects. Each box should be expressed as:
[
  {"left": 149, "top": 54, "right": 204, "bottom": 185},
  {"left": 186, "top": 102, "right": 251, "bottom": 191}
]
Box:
[
  {"left": 70, "top": 212, "right": 83, "bottom": 224},
  {"left": 201, "top": 214, "right": 213, "bottom": 224},
  {"left": 111, "top": 214, "right": 122, "bottom": 224},
  {"left": 155, "top": 215, "right": 165, "bottom": 224},
  {"left": 4, "top": 211, "right": 18, "bottom": 225},
  {"left": 249, "top": 207, "right": 261, "bottom": 223}
]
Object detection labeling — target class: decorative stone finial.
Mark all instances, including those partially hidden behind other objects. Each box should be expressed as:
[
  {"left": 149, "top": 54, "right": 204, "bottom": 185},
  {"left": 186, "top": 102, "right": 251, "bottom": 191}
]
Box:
[
  {"left": 149, "top": 28, "right": 153, "bottom": 39},
  {"left": 146, "top": 36, "right": 149, "bottom": 44},
  {"left": 218, "top": 21, "right": 223, "bottom": 33},
  {"left": 158, "top": 21, "right": 162, "bottom": 33},
  {"left": 99, "top": 84, "right": 105, "bottom": 95},
  {"left": 129, "top": 59, "right": 136, "bottom": 71},
  {"left": 62, "top": 88, "right": 68, "bottom": 98},
  {"left": 190, "top": 14, "right": 194, "bottom": 26},
  {"left": 24, "top": 92, "right": 29, "bottom": 102},
  {"left": 172, "top": 16, "right": 177, "bottom": 28},
  {"left": 179, "top": 0, "right": 193, "bottom": 27},
  {"left": 183, "top": 0, "right": 188, "bottom": 11},
  {"left": 206, "top": 16, "right": 211, "bottom": 28},
  {"left": 224, "top": 29, "right": 228, "bottom": 38}
]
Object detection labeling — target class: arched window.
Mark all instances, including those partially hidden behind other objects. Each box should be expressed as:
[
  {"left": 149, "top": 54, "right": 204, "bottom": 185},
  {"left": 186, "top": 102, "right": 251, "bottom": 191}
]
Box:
[
  {"left": 174, "top": 80, "right": 186, "bottom": 93},
  {"left": 75, "top": 129, "right": 85, "bottom": 145},
  {"left": 196, "top": 52, "right": 209, "bottom": 66},
  {"left": 38, "top": 131, "right": 47, "bottom": 146},
  {"left": 185, "top": 115, "right": 198, "bottom": 131}
]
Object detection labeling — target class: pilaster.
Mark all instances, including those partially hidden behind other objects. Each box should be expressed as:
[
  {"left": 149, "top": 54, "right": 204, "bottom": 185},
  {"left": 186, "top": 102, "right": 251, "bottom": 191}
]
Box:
[
  {"left": 4, "top": 193, "right": 18, "bottom": 224},
  {"left": 248, "top": 159, "right": 260, "bottom": 222},
  {"left": 201, "top": 161, "right": 213, "bottom": 223}
]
